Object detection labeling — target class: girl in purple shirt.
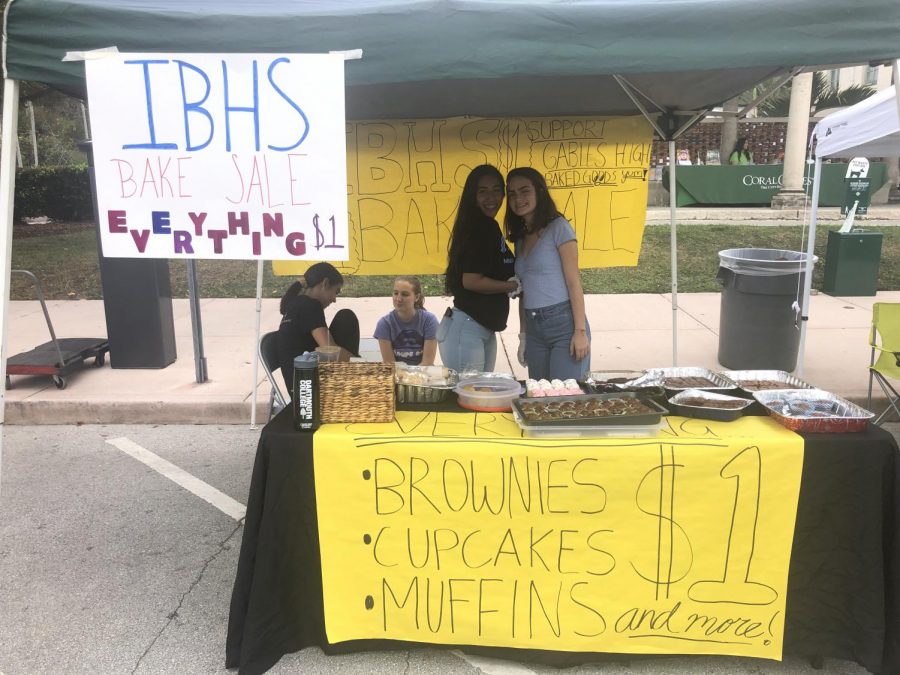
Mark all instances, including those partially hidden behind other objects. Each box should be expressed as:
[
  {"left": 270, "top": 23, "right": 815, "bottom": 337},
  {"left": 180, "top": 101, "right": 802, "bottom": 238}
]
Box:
[{"left": 375, "top": 276, "right": 439, "bottom": 366}]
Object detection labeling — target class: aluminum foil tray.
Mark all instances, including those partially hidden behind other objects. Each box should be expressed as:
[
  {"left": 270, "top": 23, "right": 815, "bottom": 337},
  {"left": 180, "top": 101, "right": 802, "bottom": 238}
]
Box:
[
  {"left": 753, "top": 388, "right": 874, "bottom": 433},
  {"left": 396, "top": 383, "right": 452, "bottom": 404},
  {"left": 669, "top": 389, "right": 753, "bottom": 422},
  {"left": 585, "top": 370, "right": 647, "bottom": 393},
  {"left": 512, "top": 392, "right": 667, "bottom": 427},
  {"left": 637, "top": 367, "right": 737, "bottom": 392},
  {"left": 394, "top": 365, "right": 458, "bottom": 404},
  {"left": 514, "top": 416, "right": 666, "bottom": 438},
  {"left": 721, "top": 370, "right": 814, "bottom": 393}
]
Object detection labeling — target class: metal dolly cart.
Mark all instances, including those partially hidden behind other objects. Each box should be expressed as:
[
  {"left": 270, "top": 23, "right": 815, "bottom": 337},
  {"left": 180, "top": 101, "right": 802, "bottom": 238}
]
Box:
[{"left": 6, "top": 270, "right": 110, "bottom": 390}]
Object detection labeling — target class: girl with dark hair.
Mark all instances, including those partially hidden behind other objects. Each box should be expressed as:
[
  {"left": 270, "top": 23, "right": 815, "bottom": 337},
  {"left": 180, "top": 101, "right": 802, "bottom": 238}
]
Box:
[
  {"left": 374, "top": 276, "right": 439, "bottom": 366},
  {"left": 276, "top": 262, "right": 360, "bottom": 393},
  {"left": 729, "top": 137, "right": 754, "bottom": 165},
  {"left": 438, "top": 164, "right": 518, "bottom": 372},
  {"left": 505, "top": 167, "right": 590, "bottom": 380}
]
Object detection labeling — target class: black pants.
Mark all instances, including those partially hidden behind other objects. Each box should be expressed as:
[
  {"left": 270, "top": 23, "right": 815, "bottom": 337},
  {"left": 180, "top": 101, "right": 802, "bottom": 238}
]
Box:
[{"left": 280, "top": 308, "right": 360, "bottom": 395}]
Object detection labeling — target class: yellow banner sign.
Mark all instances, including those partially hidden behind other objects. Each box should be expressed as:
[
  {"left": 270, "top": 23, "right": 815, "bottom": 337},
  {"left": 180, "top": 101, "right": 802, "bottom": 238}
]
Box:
[
  {"left": 273, "top": 115, "right": 652, "bottom": 276},
  {"left": 315, "top": 413, "right": 804, "bottom": 659}
]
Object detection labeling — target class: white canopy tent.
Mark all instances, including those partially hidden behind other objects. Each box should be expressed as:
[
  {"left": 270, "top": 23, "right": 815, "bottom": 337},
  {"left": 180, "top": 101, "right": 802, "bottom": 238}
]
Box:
[{"left": 797, "top": 60, "right": 900, "bottom": 374}]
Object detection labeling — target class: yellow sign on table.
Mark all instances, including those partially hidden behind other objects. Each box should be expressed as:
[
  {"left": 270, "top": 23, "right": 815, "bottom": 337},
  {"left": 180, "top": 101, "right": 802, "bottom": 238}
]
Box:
[
  {"left": 315, "top": 412, "right": 803, "bottom": 659},
  {"left": 273, "top": 115, "right": 653, "bottom": 276}
]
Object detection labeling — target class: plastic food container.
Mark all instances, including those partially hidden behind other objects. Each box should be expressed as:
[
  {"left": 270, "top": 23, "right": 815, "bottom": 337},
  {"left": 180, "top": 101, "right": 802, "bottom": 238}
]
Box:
[
  {"left": 753, "top": 388, "right": 874, "bottom": 433},
  {"left": 455, "top": 377, "right": 524, "bottom": 412},
  {"left": 669, "top": 389, "right": 753, "bottom": 422}
]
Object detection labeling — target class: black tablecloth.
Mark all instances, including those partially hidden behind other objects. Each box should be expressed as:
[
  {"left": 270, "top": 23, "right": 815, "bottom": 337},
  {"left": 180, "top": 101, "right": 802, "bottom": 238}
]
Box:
[{"left": 226, "top": 409, "right": 900, "bottom": 675}]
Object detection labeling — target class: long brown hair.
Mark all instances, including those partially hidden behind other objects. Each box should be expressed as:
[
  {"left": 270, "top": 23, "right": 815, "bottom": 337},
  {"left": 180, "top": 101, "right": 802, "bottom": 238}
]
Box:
[
  {"left": 504, "top": 167, "right": 560, "bottom": 242},
  {"left": 394, "top": 275, "right": 425, "bottom": 309}
]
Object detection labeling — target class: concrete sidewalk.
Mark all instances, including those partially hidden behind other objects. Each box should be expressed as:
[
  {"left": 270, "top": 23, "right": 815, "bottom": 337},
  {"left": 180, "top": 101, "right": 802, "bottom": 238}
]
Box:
[
  {"left": 5, "top": 290, "right": 899, "bottom": 424},
  {"left": 644, "top": 203, "right": 900, "bottom": 224}
]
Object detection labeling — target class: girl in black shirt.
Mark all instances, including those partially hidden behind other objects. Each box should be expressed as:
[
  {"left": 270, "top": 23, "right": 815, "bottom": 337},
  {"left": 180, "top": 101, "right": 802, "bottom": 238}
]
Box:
[
  {"left": 277, "top": 262, "right": 359, "bottom": 392},
  {"left": 439, "top": 165, "right": 518, "bottom": 372}
]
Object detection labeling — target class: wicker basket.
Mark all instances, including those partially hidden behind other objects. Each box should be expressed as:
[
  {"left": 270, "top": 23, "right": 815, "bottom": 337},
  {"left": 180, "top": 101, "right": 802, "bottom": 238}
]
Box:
[{"left": 319, "top": 362, "right": 395, "bottom": 423}]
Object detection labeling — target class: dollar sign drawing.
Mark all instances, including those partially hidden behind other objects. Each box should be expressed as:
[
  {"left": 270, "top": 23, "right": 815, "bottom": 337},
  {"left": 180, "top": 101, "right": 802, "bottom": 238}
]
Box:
[
  {"left": 313, "top": 214, "right": 325, "bottom": 251},
  {"left": 631, "top": 445, "right": 694, "bottom": 600}
]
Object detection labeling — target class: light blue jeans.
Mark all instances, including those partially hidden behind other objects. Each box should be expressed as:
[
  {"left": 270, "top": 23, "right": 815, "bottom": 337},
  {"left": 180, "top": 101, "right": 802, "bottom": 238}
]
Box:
[
  {"left": 523, "top": 300, "right": 591, "bottom": 380},
  {"left": 437, "top": 308, "right": 497, "bottom": 372}
]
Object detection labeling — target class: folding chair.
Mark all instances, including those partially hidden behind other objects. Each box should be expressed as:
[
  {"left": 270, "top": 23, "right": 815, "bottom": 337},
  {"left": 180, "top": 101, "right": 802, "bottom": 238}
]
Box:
[
  {"left": 867, "top": 302, "right": 900, "bottom": 425},
  {"left": 259, "top": 331, "right": 288, "bottom": 422}
]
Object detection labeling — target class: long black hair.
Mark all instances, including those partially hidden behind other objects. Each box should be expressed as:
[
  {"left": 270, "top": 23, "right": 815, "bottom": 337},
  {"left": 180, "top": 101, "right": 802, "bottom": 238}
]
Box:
[
  {"left": 444, "top": 164, "right": 505, "bottom": 295},
  {"left": 733, "top": 137, "right": 752, "bottom": 162},
  {"left": 279, "top": 262, "right": 344, "bottom": 315},
  {"left": 504, "top": 167, "right": 560, "bottom": 242}
]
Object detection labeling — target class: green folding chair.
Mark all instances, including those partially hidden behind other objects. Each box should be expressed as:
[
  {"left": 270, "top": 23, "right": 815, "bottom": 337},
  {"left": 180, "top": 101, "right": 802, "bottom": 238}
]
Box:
[{"left": 867, "top": 302, "right": 900, "bottom": 425}]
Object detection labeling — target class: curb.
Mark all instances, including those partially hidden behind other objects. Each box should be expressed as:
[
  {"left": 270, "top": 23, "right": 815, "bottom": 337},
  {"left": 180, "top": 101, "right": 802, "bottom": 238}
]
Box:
[
  {"left": 5, "top": 400, "right": 272, "bottom": 426},
  {"left": 4, "top": 395, "right": 891, "bottom": 426}
]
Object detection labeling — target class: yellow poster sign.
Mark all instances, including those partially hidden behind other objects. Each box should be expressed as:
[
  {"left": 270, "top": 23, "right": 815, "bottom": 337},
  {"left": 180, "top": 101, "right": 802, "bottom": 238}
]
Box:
[
  {"left": 315, "top": 413, "right": 804, "bottom": 659},
  {"left": 273, "top": 115, "right": 653, "bottom": 276}
]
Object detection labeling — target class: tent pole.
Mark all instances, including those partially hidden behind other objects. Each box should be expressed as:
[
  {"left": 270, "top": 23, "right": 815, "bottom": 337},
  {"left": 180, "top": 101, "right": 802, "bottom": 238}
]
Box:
[
  {"left": 0, "top": 78, "right": 20, "bottom": 499},
  {"left": 613, "top": 73, "right": 680, "bottom": 364},
  {"left": 186, "top": 260, "right": 208, "bottom": 383},
  {"left": 894, "top": 60, "right": 900, "bottom": 119},
  {"left": 250, "top": 260, "right": 264, "bottom": 428},
  {"left": 796, "top": 156, "right": 822, "bottom": 377},
  {"left": 668, "top": 140, "right": 678, "bottom": 366}
]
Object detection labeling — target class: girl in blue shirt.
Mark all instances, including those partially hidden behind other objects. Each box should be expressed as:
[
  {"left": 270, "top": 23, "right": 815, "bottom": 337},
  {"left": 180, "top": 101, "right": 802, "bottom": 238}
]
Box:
[
  {"left": 374, "top": 276, "right": 439, "bottom": 366},
  {"left": 506, "top": 167, "right": 591, "bottom": 380}
]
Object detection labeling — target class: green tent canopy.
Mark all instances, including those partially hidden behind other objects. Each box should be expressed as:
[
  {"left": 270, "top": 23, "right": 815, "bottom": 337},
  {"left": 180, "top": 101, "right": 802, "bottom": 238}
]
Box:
[{"left": 5, "top": 0, "right": 900, "bottom": 121}]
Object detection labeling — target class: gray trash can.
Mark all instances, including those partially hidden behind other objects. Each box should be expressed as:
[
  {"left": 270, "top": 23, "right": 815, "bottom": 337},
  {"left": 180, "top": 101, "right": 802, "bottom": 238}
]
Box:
[{"left": 716, "top": 248, "right": 816, "bottom": 372}]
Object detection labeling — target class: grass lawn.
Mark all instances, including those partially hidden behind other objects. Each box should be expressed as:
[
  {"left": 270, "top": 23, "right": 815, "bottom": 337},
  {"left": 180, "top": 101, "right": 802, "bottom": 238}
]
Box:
[{"left": 10, "top": 223, "right": 900, "bottom": 300}]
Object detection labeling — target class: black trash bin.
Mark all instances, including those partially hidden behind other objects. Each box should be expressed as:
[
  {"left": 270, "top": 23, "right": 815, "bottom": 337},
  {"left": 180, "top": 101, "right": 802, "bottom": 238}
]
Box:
[
  {"left": 79, "top": 140, "right": 177, "bottom": 369},
  {"left": 716, "top": 248, "right": 816, "bottom": 372}
]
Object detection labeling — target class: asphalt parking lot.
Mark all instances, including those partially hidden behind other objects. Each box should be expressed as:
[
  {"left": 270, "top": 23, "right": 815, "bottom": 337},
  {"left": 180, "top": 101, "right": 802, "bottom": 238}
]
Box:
[{"left": 1, "top": 423, "right": 895, "bottom": 675}]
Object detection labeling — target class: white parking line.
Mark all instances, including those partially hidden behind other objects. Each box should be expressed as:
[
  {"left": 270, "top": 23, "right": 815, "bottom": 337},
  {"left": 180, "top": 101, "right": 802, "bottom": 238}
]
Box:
[{"left": 107, "top": 437, "right": 246, "bottom": 521}]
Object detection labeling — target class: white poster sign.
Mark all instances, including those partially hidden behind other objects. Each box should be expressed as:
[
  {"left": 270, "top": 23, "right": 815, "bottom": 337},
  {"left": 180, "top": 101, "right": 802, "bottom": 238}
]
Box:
[
  {"left": 85, "top": 53, "right": 348, "bottom": 260},
  {"left": 845, "top": 157, "right": 870, "bottom": 179}
]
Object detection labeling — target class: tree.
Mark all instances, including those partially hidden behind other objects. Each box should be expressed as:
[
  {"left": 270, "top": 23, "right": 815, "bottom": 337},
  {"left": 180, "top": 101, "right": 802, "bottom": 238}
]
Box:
[
  {"left": 1, "top": 81, "right": 88, "bottom": 167},
  {"left": 756, "top": 71, "right": 876, "bottom": 117}
]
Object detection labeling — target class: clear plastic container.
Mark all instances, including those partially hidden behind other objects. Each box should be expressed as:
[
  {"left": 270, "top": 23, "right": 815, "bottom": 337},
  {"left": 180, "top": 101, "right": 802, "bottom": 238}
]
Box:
[{"left": 455, "top": 377, "right": 523, "bottom": 412}]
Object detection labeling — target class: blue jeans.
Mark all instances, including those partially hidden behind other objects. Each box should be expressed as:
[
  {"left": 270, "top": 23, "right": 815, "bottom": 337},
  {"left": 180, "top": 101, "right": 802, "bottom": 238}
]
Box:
[
  {"left": 523, "top": 300, "right": 590, "bottom": 380},
  {"left": 437, "top": 308, "right": 497, "bottom": 372}
]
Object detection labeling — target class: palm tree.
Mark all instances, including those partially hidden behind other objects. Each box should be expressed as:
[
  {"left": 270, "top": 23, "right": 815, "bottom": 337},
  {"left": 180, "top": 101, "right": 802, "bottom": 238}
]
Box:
[{"left": 756, "top": 72, "right": 876, "bottom": 117}]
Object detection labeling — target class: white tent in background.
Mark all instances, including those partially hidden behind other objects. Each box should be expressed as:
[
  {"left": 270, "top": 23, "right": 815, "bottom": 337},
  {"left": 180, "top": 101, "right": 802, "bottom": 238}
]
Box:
[
  {"left": 797, "top": 62, "right": 900, "bottom": 373},
  {"left": 815, "top": 84, "right": 900, "bottom": 159}
]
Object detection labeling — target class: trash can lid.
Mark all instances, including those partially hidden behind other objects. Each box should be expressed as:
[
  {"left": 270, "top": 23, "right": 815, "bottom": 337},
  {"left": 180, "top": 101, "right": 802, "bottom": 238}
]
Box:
[{"left": 718, "top": 248, "right": 817, "bottom": 275}]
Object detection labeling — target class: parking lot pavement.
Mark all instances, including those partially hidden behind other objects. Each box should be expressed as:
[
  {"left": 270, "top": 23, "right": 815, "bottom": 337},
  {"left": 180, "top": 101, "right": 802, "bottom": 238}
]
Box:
[{"left": 1, "top": 423, "right": 896, "bottom": 674}]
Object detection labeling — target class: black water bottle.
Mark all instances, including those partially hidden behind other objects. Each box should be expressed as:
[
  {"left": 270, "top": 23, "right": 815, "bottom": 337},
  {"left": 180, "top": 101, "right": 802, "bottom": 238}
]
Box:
[{"left": 292, "top": 353, "right": 320, "bottom": 431}]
